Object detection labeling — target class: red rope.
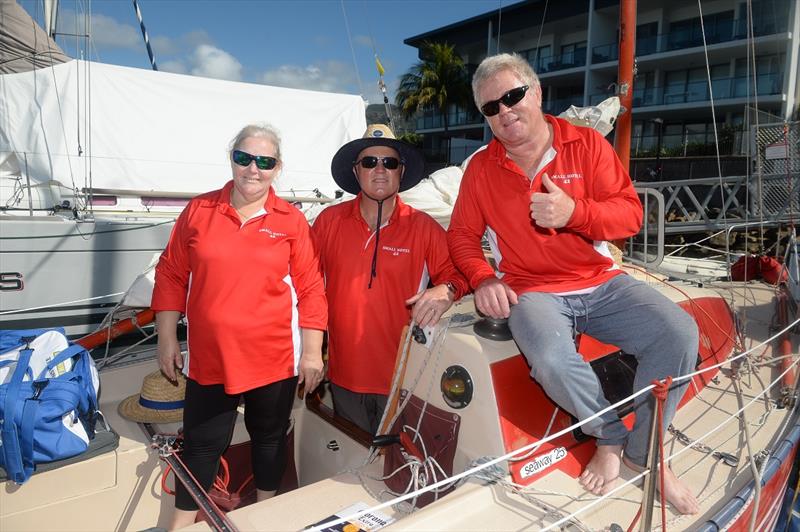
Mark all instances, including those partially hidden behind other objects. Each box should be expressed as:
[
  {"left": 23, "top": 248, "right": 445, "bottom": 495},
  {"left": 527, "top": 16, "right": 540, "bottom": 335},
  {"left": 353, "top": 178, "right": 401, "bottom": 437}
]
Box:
[
  {"left": 626, "top": 376, "right": 673, "bottom": 532},
  {"left": 162, "top": 464, "right": 175, "bottom": 496},
  {"left": 160, "top": 455, "right": 240, "bottom": 499},
  {"left": 626, "top": 506, "right": 642, "bottom": 532}
]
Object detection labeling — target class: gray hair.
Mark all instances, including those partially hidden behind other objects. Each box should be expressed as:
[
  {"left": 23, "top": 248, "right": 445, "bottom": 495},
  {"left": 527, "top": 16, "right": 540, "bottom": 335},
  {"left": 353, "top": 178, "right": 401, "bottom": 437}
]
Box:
[
  {"left": 472, "top": 53, "right": 540, "bottom": 108},
  {"left": 229, "top": 123, "right": 282, "bottom": 161}
]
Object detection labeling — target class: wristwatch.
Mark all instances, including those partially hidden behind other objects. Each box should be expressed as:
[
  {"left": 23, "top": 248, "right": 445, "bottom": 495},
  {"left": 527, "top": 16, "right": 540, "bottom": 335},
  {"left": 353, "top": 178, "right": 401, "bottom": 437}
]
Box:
[{"left": 446, "top": 281, "right": 457, "bottom": 297}]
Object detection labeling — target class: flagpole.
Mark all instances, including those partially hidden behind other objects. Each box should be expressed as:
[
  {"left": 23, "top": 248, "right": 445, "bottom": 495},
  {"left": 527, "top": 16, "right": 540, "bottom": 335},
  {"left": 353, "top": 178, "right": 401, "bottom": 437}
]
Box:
[{"left": 375, "top": 54, "right": 395, "bottom": 132}]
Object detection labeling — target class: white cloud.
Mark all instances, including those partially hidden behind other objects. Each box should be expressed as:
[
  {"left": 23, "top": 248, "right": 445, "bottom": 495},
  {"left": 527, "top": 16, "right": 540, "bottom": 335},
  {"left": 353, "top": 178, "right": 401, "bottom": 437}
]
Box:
[
  {"left": 160, "top": 60, "right": 188, "bottom": 75},
  {"left": 57, "top": 9, "right": 140, "bottom": 50},
  {"left": 150, "top": 35, "right": 178, "bottom": 56},
  {"left": 260, "top": 61, "right": 355, "bottom": 93},
  {"left": 353, "top": 35, "right": 372, "bottom": 47},
  {"left": 91, "top": 14, "right": 141, "bottom": 49},
  {"left": 189, "top": 45, "right": 242, "bottom": 81},
  {"left": 182, "top": 30, "right": 214, "bottom": 47}
]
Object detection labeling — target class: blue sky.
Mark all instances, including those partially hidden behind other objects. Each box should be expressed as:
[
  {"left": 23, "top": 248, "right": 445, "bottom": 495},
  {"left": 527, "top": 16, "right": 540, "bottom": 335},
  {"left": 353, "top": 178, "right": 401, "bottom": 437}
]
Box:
[{"left": 20, "top": 0, "right": 517, "bottom": 104}]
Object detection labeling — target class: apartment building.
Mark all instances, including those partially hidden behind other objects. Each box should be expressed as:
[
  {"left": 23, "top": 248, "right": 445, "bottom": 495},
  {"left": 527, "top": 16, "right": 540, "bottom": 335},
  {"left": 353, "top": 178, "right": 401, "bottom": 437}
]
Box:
[{"left": 404, "top": 0, "right": 799, "bottom": 170}]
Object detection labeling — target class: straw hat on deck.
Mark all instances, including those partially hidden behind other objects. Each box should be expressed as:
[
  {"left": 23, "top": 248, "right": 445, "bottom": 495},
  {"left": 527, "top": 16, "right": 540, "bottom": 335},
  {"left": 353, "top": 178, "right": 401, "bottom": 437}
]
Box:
[{"left": 118, "top": 370, "right": 186, "bottom": 423}]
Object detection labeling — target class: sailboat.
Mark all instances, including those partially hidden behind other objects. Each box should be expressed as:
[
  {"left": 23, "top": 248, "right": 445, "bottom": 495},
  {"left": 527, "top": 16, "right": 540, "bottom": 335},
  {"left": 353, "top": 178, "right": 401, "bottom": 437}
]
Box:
[
  {"left": 1, "top": 0, "right": 799, "bottom": 531},
  {"left": 0, "top": 0, "right": 366, "bottom": 338}
]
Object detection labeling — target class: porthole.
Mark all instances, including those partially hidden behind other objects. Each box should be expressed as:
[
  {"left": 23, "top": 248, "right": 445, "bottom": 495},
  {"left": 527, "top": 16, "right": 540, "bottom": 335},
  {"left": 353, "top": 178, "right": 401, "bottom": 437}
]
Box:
[{"left": 440, "top": 365, "right": 473, "bottom": 409}]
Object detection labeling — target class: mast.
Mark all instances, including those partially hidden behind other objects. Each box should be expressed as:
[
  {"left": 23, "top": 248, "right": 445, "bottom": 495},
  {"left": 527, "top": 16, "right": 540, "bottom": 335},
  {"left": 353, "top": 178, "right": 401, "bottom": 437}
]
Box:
[{"left": 613, "top": 0, "right": 636, "bottom": 171}]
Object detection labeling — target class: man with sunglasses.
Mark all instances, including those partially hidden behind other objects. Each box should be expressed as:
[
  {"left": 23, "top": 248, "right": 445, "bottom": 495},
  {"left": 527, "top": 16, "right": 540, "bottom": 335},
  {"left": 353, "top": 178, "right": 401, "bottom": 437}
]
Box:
[
  {"left": 448, "top": 54, "right": 700, "bottom": 514},
  {"left": 312, "top": 124, "right": 468, "bottom": 435}
]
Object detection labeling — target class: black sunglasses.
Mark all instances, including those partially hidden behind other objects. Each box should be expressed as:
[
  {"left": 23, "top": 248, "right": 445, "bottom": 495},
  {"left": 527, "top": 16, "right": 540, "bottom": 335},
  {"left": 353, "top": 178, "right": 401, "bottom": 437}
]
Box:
[
  {"left": 232, "top": 149, "right": 278, "bottom": 171},
  {"left": 354, "top": 156, "right": 402, "bottom": 170},
  {"left": 480, "top": 85, "right": 530, "bottom": 117}
]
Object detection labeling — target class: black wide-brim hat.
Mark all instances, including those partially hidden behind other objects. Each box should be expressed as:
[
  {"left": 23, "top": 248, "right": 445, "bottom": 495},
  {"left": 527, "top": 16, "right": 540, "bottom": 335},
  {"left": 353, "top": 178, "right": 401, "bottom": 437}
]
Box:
[{"left": 331, "top": 124, "right": 426, "bottom": 196}]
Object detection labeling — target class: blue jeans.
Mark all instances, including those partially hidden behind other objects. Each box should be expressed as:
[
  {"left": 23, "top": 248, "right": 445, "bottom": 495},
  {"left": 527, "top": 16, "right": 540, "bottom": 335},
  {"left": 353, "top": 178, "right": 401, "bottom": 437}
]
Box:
[{"left": 508, "top": 274, "right": 698, "bottom": 466}]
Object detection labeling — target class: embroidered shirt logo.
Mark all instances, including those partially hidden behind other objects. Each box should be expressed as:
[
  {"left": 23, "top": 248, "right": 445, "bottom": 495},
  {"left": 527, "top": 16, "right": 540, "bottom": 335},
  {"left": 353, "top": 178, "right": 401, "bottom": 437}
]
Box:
[
  {"left": 382, "top": 245, "right": 410, "bottom": 257},
  {"left": 549, "top": 173, "right": 583, "bottom": 185},
  {"left": 259, "top": 228, "right": 288, "bottom": 239}
]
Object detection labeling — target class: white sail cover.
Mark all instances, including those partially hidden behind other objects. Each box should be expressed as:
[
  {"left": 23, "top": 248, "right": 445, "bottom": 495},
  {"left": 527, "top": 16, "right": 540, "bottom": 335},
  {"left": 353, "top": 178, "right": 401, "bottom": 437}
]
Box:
[{"left": 0, "top": 60, "right": 366, "bottom": 197}]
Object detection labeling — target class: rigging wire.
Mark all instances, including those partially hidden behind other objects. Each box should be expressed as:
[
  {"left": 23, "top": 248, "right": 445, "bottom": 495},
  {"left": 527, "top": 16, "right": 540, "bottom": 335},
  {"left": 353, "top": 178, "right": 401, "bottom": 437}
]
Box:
[
  {"left": 340, "top": 0, "right": 365, "bottom": 98},
  {"left": 534, "top": 0, "right": 549, "bottom": 67},
  {"left": 362, "top": 2, "right": 395, "bottom": 130},
  {"left": 495, "top": 1, "right": 502, "bottom": 52},
  {"left": 42, "top": 2, "right": 81, "bottom": 210},
  {"left": 87, "top": 0, "right": 94, "bottom": 214},
  {"left": 747, "top": 0, "right": 765, "bottom": 246},
  {"left": 696, "top": 0, "right": 728, "bottom": 241}
]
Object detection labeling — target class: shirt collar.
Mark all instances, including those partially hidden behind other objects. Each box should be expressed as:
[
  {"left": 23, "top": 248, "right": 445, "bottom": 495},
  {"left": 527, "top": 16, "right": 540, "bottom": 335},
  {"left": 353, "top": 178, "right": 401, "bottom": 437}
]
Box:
[
  {"left": 212, "top": 180, "right": 289, "bottom": 215},
  {"left": 348, "top": 192, "right": 409, "bottom": 224},
  {"left": 488, "top": 114, "right": 583, "bottom": 164}
]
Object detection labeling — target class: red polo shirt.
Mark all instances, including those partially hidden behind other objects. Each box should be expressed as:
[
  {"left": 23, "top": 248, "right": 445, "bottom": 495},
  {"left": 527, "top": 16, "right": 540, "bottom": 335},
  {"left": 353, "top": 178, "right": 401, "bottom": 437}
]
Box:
[
  {"left": 448, "top": 115, "right": 643, "bottom": 295},
  {"left": 312, "top": 196, "right": 468, "bottom": 395},
  {"left": 152, "top": 181, "right": 327, "bottom": 394}
]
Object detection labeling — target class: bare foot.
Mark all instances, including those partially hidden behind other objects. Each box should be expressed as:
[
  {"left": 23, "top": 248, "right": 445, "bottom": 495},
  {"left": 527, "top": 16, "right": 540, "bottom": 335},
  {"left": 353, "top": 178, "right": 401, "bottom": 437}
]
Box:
[
  {"left": 623, "top": 456, "right": 700, "bottom": 515},
  {"left": 579, "top": 444, "right": 622, "bottom": 495}
]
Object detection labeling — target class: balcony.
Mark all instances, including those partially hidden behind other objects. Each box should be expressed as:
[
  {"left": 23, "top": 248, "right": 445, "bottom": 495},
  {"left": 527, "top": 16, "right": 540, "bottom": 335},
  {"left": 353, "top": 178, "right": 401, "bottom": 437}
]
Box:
[
  {"left": 589, "top": 72, "right": 783, "bottom": 107},
  {"left": 542, "top": 97, "right": 585, "bottom": 115},
  {"left": 529, "top": 49, "right": 587, "bottom": 74},
  {"left": 416, "top": 105, "right": 483, "bottom": 130},
  {"left": 591, "top": 17, "right": 787, "bottom": 63},
  {"left": 631, "top": 131, "right": 743, "bottom": 158}
]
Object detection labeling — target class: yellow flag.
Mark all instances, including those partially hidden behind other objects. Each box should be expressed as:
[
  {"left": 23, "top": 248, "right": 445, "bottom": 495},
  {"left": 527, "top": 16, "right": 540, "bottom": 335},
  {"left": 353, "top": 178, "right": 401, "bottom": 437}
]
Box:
[{"left": 375, "top": 55, "right": 385, "bottom": 77}]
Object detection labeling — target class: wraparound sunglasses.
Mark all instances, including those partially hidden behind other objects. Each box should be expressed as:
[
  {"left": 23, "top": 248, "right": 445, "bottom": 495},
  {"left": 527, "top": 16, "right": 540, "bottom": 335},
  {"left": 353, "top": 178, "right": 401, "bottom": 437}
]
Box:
[
  {"left": 232, "top": 149, "right": 278, "bottom": 170},
  {"left": 353, "top": 156, "right": 402, "bottom": 170},
  {"left": 480, "top": 85, "right": 530, "bottom": 117}
]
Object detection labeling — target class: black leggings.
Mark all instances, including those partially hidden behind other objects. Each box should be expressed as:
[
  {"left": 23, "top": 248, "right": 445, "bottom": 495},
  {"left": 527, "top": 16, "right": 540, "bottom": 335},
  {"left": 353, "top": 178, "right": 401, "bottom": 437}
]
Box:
[{"left": 175, "top": 376, "right": 298, "bottom": 511}]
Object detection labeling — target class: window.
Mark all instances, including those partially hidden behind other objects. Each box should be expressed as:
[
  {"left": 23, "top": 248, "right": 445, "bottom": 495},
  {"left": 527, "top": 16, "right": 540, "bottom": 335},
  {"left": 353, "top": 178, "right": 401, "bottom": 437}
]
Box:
[
  {"left": 734, "top": 55, "right": 785, "bottom": 96},
  {"left": 636, "top": 22, "right": 659, "bottom": 55},
  {"left": 633, "top": 71, "right": 655, "bottom": 106},
  {"left": 710, "top": 64, "right": 731, "bottom": 98},
  {"left": 664, "top": 70, "right": 687, "bottom": 103},
  {"left": 686, "top": 68, "right": 707, "bottom": 102},
  {"left": 523, "top": 45, "right": 551, "bottom": 73},
  {"left": 739, "top": 0, "right": 789, "bottom": 35},
  {"left": 668, "top": 11, "right": 734, "bottom": 49},
  {"left": 560, "top": 41, "right": 587, "bottom": 67}
]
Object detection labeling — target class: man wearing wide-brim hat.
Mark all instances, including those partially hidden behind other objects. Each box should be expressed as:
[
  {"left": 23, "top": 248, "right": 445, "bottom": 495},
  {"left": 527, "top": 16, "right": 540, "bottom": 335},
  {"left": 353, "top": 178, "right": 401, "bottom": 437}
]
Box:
[{"left": 311, "top": 124, "right": 469, "bottom": 434}]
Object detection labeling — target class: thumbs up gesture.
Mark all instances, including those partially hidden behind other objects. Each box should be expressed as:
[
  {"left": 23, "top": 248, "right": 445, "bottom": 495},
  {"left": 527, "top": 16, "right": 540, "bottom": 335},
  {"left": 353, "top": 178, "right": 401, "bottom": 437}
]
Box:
[{"left": 530, "top": 173, "right": 575, "bottom": 229}]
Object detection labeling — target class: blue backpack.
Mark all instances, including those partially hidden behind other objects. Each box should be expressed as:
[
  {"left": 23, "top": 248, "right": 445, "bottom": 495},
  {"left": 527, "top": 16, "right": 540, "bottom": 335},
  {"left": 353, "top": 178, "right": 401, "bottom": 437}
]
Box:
[{"left": 0, "top": 328, "right": 99, "bottom": 484}]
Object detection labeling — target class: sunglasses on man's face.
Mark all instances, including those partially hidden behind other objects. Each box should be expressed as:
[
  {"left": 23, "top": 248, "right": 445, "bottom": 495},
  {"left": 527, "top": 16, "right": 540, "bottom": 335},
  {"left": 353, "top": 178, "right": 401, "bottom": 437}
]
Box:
[
  {"left": 232, "top": 149, "right": 278, "bottom": 171},
  {"left": 354, "top": 156, "right": 402, "bottom": 170},
  {"left": 480, "top": 85, "right": 530, "bottom": 117}
]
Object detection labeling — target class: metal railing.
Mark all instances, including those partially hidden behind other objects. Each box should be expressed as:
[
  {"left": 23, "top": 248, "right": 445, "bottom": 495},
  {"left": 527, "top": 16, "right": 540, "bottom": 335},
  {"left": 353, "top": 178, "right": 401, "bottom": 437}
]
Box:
[
  {"left": 631, "top": 132, "right": 744, "bottom": 158},
  {"left": 592, "top": 17, "right": 787, "bottom": 62},
  {"left": 589, "top": 73, "right": 783, "bottom": 108},
  {"left": 528, "top": 48, "right": 587, "bottom": 74},
  {"left": 631, "top": 174, "right": 799, "bottom": 234},
  {"left": 627, "top": 187, "right": 665, "bottom": 268},
  {"left": 416, "top": 106, "right": 483, "bottom": 130}
]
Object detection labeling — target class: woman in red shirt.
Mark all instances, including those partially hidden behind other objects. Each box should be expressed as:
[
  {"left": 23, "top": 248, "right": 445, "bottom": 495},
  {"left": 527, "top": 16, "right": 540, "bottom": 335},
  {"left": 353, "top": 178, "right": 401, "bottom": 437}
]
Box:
[{"left": 152, "top": 124, "right": 327, "bottom": 529}]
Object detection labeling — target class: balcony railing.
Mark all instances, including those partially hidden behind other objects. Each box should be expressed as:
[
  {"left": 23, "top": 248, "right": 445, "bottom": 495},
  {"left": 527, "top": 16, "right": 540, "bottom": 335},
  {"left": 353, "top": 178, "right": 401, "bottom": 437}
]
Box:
[
  {"left": 630, "top": 131, "right": 743, "bottom": 158},
  {"left": 542, "top": 97, "right": 584, "bottom": 115},
  {"left": 589, "top": 73, "right": 783, "bottom": 107},
  {"left": 416, "top": 106, "right": 483, "bottom": 130},
  {"left": 528, "top": 49, "right": 587, "bottom": 74},
  {"left": 592, "top": 17, "right": 786, "bottom": 63}
]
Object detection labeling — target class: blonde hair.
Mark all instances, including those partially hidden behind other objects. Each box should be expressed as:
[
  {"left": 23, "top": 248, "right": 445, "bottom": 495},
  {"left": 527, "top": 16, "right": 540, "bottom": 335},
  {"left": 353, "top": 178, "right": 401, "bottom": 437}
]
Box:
[
  {"left": 229, "top": 123, "right": 282, "bottom": 162},
  {"left": 472, "top": 53, "right": 540, "bottom": 108}
]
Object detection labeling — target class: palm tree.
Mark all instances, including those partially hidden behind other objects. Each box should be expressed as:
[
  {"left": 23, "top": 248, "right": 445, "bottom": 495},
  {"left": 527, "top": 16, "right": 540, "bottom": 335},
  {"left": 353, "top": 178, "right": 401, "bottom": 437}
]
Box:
[{"left": 395, "top": 41, "right": 470, "bottom": 164}]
